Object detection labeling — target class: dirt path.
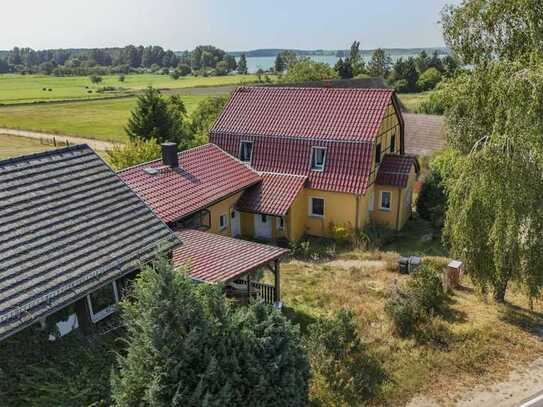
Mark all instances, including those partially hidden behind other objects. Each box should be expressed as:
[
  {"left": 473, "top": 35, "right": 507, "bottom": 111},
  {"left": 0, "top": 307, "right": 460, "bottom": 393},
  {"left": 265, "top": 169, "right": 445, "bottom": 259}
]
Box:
[
  {"left": 408, "top": 357, "right": 543, "bottom": 407},
  {"left": 0, "top": 128, "right": 115, "bottom": 151}
]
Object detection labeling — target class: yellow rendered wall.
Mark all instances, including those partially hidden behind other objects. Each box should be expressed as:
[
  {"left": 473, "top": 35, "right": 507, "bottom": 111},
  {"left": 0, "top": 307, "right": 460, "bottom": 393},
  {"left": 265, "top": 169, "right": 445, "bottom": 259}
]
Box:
[
  {"left": 286, "top": 189, "right": 308, "bottom": 241},
  {"left": 303, "top": 189, "right": 358, "bottom": 238},
  {"left": 240, "top": 211, "right": 254, "bottom": 236},
  {"left": 398, "top": 166, "right": 418, "bottom": 229},
  {"left": 371, "top": 186, "right": 401, "bottom": 230},
  {"left": 207, "top": 192, "right": 243, "bottom": 236}
]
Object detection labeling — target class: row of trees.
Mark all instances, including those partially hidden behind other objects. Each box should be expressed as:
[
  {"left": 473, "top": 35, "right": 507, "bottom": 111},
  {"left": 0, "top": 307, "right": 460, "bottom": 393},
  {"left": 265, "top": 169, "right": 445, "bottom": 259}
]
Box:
[
  {"left": 330, "top": 41, "right": 461, "bottom": 93},
  {"left": 0, "top": 45, "right": 247, "bottom": 77}
]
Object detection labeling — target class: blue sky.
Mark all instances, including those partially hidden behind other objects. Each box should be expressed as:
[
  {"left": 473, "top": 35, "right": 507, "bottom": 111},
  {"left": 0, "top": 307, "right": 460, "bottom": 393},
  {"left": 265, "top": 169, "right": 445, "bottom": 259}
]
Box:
[{"left": 2, "top": 0, "right": 460, "bottom": 50}]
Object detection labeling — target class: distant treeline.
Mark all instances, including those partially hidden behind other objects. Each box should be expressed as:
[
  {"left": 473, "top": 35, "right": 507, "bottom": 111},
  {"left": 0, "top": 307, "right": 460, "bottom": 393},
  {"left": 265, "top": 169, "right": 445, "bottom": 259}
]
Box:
[
  {"left": 0, "top": 45, "right": 240, "bottom": 77},
  {"left": 228, "top": 47, "right": 450, "bottom": 58}
]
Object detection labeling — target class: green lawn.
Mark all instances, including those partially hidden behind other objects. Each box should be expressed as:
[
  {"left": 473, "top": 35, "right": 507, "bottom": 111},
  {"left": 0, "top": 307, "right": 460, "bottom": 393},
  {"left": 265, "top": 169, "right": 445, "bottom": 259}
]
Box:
[
  {"left": 0, "top": 73, "right": 261, "bottom": 105},
  {"left": 0, "top": 134, "right": 57, "bottom": 159},
  {"left": 398, "top": 91, "right": 435, "bottom": 113},
  {"left": 0, "top": 95, "right": 210, "bottom": 143}
]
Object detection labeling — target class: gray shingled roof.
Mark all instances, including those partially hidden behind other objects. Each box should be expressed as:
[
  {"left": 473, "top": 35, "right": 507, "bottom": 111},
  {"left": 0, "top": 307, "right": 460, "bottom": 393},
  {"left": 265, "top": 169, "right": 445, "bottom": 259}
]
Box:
[{"left": 0, "top": 144, "right": 181, "bottom": 341}]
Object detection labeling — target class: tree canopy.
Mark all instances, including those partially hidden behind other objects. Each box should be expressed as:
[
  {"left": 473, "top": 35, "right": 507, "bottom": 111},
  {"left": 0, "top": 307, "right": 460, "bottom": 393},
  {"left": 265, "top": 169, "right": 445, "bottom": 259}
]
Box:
[
  {"left": 440, "top": 0, "right": 543, "bottom": 302},
  {"left": 367, "top": 48, "right": 391, "bottom": 77},
  {"left": 112, "top": 255, "right": 310, "bottom": 406},
  {"left": 125, "top": 87, "right": 192, "bottom": 149},
  {"left": 282, "top": 58, "right": 338, "bottom": 82}
]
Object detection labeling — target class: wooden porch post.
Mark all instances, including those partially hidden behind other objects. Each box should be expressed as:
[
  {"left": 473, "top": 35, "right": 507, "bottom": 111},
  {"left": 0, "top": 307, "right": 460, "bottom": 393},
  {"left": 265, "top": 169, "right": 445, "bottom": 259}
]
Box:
[
  {"left": 247, "top": 272, "right": 251, "bottom": 303},
  {"left": 274, "top": 259, "right": 281, "bottom": 307}
]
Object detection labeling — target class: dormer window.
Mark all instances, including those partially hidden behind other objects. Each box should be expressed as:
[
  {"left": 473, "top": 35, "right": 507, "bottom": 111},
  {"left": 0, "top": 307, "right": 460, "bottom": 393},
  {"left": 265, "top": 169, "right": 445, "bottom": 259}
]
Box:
[
  {"left": 311, "top": 147, "right": 326, "bottom": 171},
  {"left": 240, "top": 141, "right": 253, "bottom": 163}
]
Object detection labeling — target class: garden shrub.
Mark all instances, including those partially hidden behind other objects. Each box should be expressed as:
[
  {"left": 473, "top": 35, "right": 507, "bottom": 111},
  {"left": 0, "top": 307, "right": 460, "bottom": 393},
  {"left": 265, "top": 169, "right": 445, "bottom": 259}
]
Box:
[
  {"left": 306, "top": 310, "right": 387, "bottom": 405},
  {"left": 385, "top": 264, "right": 448, "bottom": 337}
]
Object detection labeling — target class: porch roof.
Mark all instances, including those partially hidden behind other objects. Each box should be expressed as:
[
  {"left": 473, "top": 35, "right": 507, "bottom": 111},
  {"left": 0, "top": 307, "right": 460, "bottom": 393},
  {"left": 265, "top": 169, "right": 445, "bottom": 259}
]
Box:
[
  {"left": 236, "top": 172, "right": 307, "bottom": 216},
  {"left": 172, "top": 229, "right": 288, "bottom": 283}
]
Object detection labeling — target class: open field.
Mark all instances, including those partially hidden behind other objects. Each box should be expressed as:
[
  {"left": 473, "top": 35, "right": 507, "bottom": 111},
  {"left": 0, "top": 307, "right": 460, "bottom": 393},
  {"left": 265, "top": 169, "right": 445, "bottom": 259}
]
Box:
[
  {"left": 0, "top": 94, "right": 211, "bottom": 143},
  {"left": 279, "top": 220, "right": 543, "bottom": 405},
  {"left": 0, "top": 134, "right": 57, "bottom": 159},
  {"left": 0, "top": 73, "right": 262, "bottom": 105},
  {"left": 398, "top": 91, "right": 435, "bottom": 113}
]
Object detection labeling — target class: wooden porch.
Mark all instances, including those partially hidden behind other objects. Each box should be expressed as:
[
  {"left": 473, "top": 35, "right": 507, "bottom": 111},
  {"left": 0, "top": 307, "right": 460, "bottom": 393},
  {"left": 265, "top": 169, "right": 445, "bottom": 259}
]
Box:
[{"left": 226, "top": 259, "right": 281, "bottom": 307}]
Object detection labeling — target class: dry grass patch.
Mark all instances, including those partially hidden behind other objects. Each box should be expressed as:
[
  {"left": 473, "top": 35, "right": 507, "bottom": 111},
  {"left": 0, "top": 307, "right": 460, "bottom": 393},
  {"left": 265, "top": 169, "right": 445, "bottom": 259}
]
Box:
[{"left": 280, "top": 251, "right": 543, "bottom": 405}]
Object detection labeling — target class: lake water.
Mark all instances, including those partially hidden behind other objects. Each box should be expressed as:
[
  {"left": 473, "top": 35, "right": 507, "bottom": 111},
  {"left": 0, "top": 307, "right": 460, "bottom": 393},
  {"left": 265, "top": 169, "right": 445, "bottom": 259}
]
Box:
[{"left": 244, "top": 54, "right": 447, "bottom": 73}]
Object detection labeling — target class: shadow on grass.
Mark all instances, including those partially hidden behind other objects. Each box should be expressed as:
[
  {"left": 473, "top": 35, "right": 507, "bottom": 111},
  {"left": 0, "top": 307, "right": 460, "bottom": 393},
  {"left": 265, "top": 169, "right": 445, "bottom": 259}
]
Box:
[
  {"left": 499, "top": 303, "right": 543, "bottom": 337},
  {"left": 383, "top": 216, "right": 448, "bottom": 257},
  {"left": 282, "top": 306, "right": 318, "bottom": 336}
]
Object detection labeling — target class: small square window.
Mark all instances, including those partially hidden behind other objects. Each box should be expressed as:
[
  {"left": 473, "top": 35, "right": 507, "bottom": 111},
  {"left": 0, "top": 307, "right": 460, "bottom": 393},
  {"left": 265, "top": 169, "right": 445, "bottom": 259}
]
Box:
[
  {"left": 375, "top": 143, "right": 382, "bottom": 165},
  {"left": 261, "top": 214, "right": 268, "bottom": 223},
  {"left": 390, "top": 135, "right": 396, "bottom": 153},
  {"left": 311, "top": 147, "right": 326, "bottom": 171},
  {"left": 310, "top": 197, "right": 325, "bottom": 217},
  {"left": 380, "top": 191, "right": 392, "bottom": 211},
  {"left": 219, "top": 213, "right": 227, "bottom": 230},
  {"left": 240, "top": 141, "right": 253, "bottom": 163}
]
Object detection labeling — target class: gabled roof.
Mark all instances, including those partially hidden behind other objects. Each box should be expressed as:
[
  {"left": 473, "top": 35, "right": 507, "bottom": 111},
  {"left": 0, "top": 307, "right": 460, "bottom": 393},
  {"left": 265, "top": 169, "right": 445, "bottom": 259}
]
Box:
[
  {"left": 211, "top": 134, "right": 374, "bottom": 195},
  {"left": 0, "top": 145, "right": 180, "bottom": 341},
  {"left": 376, "top": 154, "right": 420, "bottom": 188},
  {"left": 172, "top": 229, "right": 288, "bottom": 283},
  {"left": 212, "top": 86, "right": 395, "bottom": 142},
  {"left": 236, "top": 172, "right": 307, "bottom": 216},
  {"left": 118, "top": 144, "right": 261, "bottom": 224}
]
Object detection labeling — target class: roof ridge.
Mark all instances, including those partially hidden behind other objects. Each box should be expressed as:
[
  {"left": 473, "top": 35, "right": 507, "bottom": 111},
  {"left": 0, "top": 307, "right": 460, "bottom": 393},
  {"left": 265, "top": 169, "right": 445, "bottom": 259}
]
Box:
[
  {"left": 258, "top": 171, "right": 308, "bottom": 178},
  {"left": 236, "top": 85, "right": 393, "bottom": 93},
  {"left": 0, "top": 143, "right": 89, "bottom": 167}
]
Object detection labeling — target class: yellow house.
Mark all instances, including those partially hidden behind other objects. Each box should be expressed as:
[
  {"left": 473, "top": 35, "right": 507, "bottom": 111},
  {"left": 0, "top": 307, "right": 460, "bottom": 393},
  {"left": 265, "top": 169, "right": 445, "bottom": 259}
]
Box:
[
  {"left": 120, "top": 87, "right": 419, "bottom": 243},
  {"left": 210, "top": 86, "right": 420, "bottom": 241}
]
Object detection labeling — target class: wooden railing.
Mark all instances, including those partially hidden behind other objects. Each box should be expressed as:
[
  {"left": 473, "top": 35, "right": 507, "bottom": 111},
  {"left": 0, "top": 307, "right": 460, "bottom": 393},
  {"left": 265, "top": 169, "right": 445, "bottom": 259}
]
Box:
[{"left": 232, "top": 279, "right": 276, "bottom": 305}]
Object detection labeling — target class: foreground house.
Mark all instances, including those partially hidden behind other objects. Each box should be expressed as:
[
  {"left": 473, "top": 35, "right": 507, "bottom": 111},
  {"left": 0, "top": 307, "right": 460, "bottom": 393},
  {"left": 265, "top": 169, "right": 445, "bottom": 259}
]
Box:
[{"left": 0, "top": 145, "right": 181, "bottom": 341}]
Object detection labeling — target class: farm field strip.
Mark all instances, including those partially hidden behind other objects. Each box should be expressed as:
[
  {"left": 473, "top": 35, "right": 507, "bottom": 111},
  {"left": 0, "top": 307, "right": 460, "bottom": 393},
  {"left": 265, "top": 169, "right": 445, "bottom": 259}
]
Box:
[
  {"left": 0, "top": 73, "right": 261, "bottom": 105},
  {"left": 0, "top": 94, "right": 212, "bottom": 144}
]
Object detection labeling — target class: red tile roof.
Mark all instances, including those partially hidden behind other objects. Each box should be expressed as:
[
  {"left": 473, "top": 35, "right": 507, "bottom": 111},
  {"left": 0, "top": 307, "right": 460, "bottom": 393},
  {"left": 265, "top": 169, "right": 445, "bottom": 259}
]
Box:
[
  {"left": 376, "top": 154, "right": 419, "bottom": 188},
  {"left": 172, "top": 229, "right": 288, "bottom": 283},
  {"left": 211, "top": 134, "right": 374, "bottom": 194},
  {"left": 212, "top": 87, "right": 395, "bottom": 142},
  {"left": 118, "top": 144, "right": 261, "bottom": 224},
  {"left": 237, "top": 172, "right": 307, "bottom": 216}
]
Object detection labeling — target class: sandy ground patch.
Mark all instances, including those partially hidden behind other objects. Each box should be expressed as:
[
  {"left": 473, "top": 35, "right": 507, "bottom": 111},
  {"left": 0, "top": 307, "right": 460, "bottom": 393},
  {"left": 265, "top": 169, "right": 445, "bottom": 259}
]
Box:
[{"left": 408, "top": 357, "right": 543, "bottom": 407}]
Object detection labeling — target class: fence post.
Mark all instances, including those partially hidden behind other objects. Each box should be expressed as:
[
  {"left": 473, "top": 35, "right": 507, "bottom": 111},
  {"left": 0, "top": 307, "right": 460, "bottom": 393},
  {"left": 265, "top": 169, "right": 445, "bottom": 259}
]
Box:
[{"left": 53, "top": 137, "right": 57, "bottom": 147}]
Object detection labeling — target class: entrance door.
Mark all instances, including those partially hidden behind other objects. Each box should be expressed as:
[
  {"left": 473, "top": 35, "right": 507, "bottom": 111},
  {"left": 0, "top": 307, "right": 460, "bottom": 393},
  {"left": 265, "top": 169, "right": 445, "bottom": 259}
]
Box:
[
  {"left": 254, "top": 213, "right": 272, "bottom": 240},
  {"left": 231, "top": 209, "right": 241, "bottom": 237}
]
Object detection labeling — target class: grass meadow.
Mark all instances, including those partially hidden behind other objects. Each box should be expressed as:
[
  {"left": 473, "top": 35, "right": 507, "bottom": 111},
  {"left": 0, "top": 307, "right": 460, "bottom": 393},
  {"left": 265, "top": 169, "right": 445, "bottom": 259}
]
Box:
[
  {"left": 0, "top": 73, "right": 261, "bottom": 105},
  {"left": 0, "top": 94, "right": 211, "bottom": 143},
  {"left": 398, "top": 91, "right": 434, "bottom": 113},
  {"left": 0, "top": 134, "right": 56, "bottom": 159},
  {"left": 279, "top": 219, "right": 543, "bottom": 405}
]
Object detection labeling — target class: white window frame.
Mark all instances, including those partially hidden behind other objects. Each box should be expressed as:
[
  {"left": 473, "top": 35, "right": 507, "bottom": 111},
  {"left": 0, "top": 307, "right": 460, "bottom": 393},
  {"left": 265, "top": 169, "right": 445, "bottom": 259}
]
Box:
[
  {"left": 239, "top": 141, "right": 253, "bottom": 163},
  {"left": 219, "top": 213, "right": 228, "bottom": 230},
  {"left": 380, "top": 191, "right": 392, "bottom": 211},
  {"left": 310, "top": 147, "right": 327, "bottom": 172},
  {"left": 277, "top": 217, "right": 284, "bottom": 230},
  {"left": 87, "top": 282, "right": 119, "bottom": 323},
  {"left": 309, "top": 197, "right": 325, "bottom": 218}
]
